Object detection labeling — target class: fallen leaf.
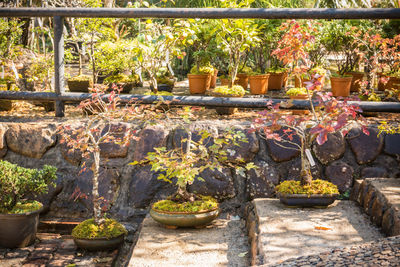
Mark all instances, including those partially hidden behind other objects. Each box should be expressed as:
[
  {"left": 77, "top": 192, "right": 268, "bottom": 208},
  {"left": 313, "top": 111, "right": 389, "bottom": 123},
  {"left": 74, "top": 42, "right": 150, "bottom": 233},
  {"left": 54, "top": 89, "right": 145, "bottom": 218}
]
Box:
[
  {"left": 315, "top": 226, "right": 332, "bottom": 231},
  {"left": 238, "top": 252, "right": 248, "bottom": 257}
]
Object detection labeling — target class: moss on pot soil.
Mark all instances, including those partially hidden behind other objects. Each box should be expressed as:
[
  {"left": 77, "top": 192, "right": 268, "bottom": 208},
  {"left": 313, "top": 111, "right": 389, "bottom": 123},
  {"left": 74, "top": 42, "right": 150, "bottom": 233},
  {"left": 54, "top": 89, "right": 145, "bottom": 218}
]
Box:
[
  {"left": 0, "top": 200, "right": 42, "bottom": 214},
  {"left": 153, "top": 196, "right": 218, "bottom": 213},
  {"left": 72, "top": 218, "right": 127, "bottom": 239},
  {"left": 276, "top": 179, "right": 339, "bottom": 195}
]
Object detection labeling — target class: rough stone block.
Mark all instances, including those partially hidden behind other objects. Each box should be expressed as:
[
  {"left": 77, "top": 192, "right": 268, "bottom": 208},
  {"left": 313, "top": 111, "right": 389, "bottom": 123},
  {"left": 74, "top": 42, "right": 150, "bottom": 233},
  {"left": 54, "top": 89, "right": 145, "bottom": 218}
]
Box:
[
  {"left": 132, "top": 125, "right": 167, "bottom": 162},
  {"left": 384, "top": 133, "right": 400, "bottom": 156},
  {"left": 350, "top": 179, "right": 362, "bottom": 202},
  {"left": 363, "top": 187, "right": 376, "bottom": 216},
  {"left": 325, "top": 161, "right": 354, "bottom": 193},
  {"left": 6, "top": 123, "right": 57, "bottom": 158},
  {"left": 348, "top": 127, "right": 383, "bottom": 164},
  {"left": 265, "top": 128, "right": 301, "bottom": 162},
  {"left": 99, "top": 122, "right": 131, "bottom": 158},
  {"left": 371, "top": 192, "right": 389, "bottom": 227},
  {"left": 361, "top": 167, "right": 388, "bottom": 179},
  {"left": 313, "top": 132, "right": 345, "bottom": 164},
  {"left": 246, "top": 160, "right": 279, "bottom": 199}
]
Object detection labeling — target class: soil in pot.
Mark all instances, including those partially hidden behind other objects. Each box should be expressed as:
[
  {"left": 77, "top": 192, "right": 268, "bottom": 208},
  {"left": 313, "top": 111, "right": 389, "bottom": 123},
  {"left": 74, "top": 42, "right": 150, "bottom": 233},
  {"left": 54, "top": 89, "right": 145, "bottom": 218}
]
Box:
[
  {"left": 71, "top": 218, "right": 127, "bottom": 251},
  {"left": 268, "top": 72, "right": 286, "bottom": 90},
  {"left": 0, "top": 202, "right": 43, "bottom": 248},
  {"left": 188, "top": 74, "right": 211, "bottom": 94},
  {"left": 330, "top": 76, "right": 352, "bottom": 97},
  {"left": 249, "top": 74, "right": 270, "bottom": 95}
]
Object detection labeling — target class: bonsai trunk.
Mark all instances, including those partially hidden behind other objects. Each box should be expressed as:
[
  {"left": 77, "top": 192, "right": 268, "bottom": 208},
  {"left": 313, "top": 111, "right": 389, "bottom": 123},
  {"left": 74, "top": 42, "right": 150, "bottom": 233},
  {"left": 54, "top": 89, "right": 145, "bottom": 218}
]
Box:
[
  {"left": 300, "top": 137, "right": 312, "bottom": 186},
  {"left": 92, "top": 146, "right": 102, "bottom": 225}
]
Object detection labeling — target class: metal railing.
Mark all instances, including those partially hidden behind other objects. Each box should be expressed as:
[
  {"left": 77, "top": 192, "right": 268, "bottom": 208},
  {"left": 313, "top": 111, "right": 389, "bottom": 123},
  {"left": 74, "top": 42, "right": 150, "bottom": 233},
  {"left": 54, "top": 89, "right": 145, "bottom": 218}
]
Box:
[{"left": 1, "top": 7, "right": 400, "bottom": 117}]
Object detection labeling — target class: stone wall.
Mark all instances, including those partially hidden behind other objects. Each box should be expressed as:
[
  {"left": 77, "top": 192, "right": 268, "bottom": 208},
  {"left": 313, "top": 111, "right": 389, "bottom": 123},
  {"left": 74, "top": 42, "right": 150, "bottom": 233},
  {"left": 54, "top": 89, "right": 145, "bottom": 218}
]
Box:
[{"left": 0, "top": 121, "right": 399, "bottom": 220}]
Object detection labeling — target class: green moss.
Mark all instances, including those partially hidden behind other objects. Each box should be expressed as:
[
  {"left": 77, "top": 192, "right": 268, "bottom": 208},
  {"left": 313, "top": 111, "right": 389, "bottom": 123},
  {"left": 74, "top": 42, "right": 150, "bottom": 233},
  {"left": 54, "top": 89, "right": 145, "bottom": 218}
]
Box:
[
  {"left": 72, "top": 218, "right": 127, "bottom": 239},
  {"left": 309, "top": 67, "right": 326, "bottom": 76},
  {"left": 144, "top": 91, "right": 173, "bottom": 96},
  {"left": 275, "top": 180, "right": 339, "bottom": 195},
  {"left": 238, "top": 66, "right": 253, "bottom": 74},
  {"left": 212, "top": 85, "right": 245, "bottom": 97},
  {"left": 153, "top": 196, "right": 218, "bottom": 213},
  {"left": 68, "top": 74, "right": 93, "bottom": 82},
  {"left": 0, "top": 200, "right": 43, "bottom": 214},
  {"left": 104, "top": 73, "right": 139, "bottom": 84},
  {"left": 156, "top": 77, "right": 175, "bottom": 86},
  {"left": 286, "top": 87, "right": 308, "bottom": 96}
]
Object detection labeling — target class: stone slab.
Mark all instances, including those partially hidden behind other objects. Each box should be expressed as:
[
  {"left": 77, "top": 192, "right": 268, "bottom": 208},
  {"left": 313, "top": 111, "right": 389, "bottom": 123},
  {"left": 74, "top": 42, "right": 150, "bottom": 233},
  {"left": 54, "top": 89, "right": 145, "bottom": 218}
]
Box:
[
  {"left": 128, "top": 213, "right": 249, "bottom": 267},
  {"left": 367, "top": 178, "right": 400, "bottom": 210},
  {"left": 253, "top": 199, "right": 383, "bottom": 266}
]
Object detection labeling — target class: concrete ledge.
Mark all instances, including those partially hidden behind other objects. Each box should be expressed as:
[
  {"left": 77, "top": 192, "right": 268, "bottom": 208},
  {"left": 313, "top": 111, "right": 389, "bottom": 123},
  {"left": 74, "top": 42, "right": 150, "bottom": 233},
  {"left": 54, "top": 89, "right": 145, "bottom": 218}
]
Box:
[
  {"left": 351, "top": 178, "right": 400, "bottom": 236},
  {"left": 248, "top": 199, "right": 383, "bottom": 266}
]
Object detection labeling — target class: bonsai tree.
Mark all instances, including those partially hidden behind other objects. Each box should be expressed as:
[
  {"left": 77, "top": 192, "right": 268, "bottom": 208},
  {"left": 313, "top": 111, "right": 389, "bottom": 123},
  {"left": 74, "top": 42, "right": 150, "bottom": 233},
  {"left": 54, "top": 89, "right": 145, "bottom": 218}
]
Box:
[
  {"left": 0, "top": 160, "right": 57, "bottom": 214},
  {"left": 58, "top": 85, "right": 144, "bottom": 242},
  {"left": 252, "top": 76, "right": 367, "bottom": 189},
  {"left": 132, "top": 107, "right": 255, "bottom": 211}
]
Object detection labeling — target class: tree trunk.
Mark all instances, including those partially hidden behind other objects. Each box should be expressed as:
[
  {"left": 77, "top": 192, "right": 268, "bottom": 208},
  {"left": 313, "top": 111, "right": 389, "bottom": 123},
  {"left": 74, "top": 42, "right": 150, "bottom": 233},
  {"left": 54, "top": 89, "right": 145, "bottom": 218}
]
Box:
[
  {"left": 300, "top": 138, "right": 312, "bottom": 186},
  {"left": 92, "top": 147, "right": 102, "bottom": 225}
]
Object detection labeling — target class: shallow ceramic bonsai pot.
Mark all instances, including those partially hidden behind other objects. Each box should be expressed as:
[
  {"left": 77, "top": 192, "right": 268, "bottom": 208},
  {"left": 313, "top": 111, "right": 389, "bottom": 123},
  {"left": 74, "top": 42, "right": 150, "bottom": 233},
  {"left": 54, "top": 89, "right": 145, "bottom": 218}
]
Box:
[
  {"left": 0, "top": 207, "right": 43, "bottom": 248},
  {"left": 73, "top": 234, "right": 125, "bottom": 251},
  {"left": 277, "top": 193, "right": 339, "bottom": 208},
  {"left": 150, "top": 206, "right": 220, "bottom": 229}
]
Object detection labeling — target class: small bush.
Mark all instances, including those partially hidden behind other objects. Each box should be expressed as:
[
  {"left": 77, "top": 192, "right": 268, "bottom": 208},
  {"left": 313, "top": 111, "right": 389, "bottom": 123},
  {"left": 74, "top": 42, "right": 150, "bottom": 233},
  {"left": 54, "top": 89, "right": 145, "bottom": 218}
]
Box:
[
  {"left": 190, "top": 65, "right": 214, "bottom": 75},
  {"left": 286, "top": 87, "right": 308, "bottom": 96},
  {"left": 68, "top": 74, "right": 93, "bottom": 82},
  {"left": 0, "top": 160, "right": 57, "bottom": 213},
  {"left": 212, "top": 85, "right": 245, "bottom": 97}
]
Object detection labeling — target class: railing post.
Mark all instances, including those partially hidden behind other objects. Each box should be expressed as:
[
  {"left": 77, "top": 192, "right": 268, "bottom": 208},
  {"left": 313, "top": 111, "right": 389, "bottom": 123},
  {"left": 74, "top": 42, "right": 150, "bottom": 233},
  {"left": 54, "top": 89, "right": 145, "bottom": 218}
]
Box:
[{"left": 54, "top": 15, "right": 65, "bottom": 117}]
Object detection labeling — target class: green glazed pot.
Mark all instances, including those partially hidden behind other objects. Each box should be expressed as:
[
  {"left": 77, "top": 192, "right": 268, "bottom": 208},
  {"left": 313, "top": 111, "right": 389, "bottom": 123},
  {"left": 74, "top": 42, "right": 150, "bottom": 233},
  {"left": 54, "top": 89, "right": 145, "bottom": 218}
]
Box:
[
  {"left": 73, "top": 234, "right": 125, "bottom": 251},
  {"left": 150, "top": 206, "right": 219, "bottom": 228},
  {"left": 277, "top": 193, "right": 339, "bottom": 208}
]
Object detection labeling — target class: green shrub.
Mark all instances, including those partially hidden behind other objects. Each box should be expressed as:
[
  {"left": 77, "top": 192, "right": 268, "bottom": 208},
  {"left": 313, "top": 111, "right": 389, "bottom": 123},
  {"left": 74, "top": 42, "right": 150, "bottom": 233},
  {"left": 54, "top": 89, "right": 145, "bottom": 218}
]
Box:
[
  {"left": 275, "top": 179, "right": 339, "bottom": 195},
  {"left": 104, "top": 73, "right": 139, "bottom": 84},
  {"left": 0, "top": 161, "right": 57, "bottom": 213},
  {"left": 72, "top": 218, "right": 127, "bottom": 239},
  {"left": 265, "top": 67, "right": 287, "bottom": 74}
]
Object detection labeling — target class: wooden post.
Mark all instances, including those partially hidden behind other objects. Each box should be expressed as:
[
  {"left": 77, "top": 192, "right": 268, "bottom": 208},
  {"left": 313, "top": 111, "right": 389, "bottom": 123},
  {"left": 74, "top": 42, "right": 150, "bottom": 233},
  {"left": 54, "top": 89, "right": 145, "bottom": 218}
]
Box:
[{"left": 54, "top": 16, "right": 65, "bottom": 117}]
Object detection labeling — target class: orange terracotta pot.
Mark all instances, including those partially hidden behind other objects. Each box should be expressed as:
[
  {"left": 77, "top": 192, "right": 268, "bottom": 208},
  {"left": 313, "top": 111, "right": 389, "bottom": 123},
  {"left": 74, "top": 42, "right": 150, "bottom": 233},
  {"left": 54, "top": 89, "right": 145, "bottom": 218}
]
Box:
[
  {"left": 188, "top": 74, "right": 211, "bottom": 94},
  {"left": 346, "top": 72, "right": 364, "bottom": 92},
  {"left": 330, "top": 76, "right": 352, "bottom": 97},
  {"left": 210, "top": 69, "right": 218, "bottom": 88},
  {"left": 236, "top": 73, "right": 248, "bottom": 90},
  {"left": 249, "top": 74, "right": 270, "bottom": 95},
  {"left": 386, "top": 76, "right": 400, "bottom": 90},
  {"left": 220, "top": 78, "right": 229, "bottom": 86},
  {"left": 268, "top": 72, "right": 286, "bottom": 90}
]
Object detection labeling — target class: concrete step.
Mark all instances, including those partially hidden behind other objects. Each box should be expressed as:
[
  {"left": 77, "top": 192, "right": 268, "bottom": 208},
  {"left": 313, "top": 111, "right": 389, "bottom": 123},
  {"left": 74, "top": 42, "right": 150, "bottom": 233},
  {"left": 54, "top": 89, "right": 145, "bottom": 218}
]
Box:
[
  {"left": 128, "top": 213, "right": 249, "bottom": 267},
  {"left": 248, "top": 199, "right": 383, "bottom": 266}
]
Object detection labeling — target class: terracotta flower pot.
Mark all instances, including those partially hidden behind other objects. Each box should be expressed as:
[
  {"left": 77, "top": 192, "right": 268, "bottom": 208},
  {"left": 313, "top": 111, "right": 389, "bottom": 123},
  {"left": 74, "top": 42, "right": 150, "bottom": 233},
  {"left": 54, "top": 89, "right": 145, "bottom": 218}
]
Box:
[
  {"left": 346, "top": 72, "right": 364, "bottom": 92},
  {"left": 387, "top": 76, "right": 400, "bottom": 90},
  {"left": 188, "top": 74, "right": 211, "bottom": 94},
  {"left": 268, "top": 72, "right": 286, "bottom": 90},
  {"left": 330, "top": 76, "right": 352, "bottom": 97},
  {"left": 210, "top": 69, "right": 218, "bottom": 88},
  {"left": 219, "top": 77, "right": 229, "bottom": 86},
  {"left": 236, "top": 73, "right": 248, "bottom": 90},
  {"left": 249, "top": 74, "right": 270, "bottom": 95}
]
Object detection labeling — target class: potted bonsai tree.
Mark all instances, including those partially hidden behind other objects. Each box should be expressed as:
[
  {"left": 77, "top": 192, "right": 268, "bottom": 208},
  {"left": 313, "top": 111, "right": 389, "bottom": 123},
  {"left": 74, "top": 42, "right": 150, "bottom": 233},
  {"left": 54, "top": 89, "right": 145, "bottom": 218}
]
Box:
[
  {"left": 252, "top": 75, "right": 368, "bottom": 207},
  {"left": 132, "top": 107, "right": 255, "bottom": 228},
  {"left": 248, "top": 69, "right": 270, "bottom": 95},
  {"left": 59, "top": 85, "right": 140, "bottom": 250},
  {"left": 0, "top": 161, "right": 57, "bottom": 248}
]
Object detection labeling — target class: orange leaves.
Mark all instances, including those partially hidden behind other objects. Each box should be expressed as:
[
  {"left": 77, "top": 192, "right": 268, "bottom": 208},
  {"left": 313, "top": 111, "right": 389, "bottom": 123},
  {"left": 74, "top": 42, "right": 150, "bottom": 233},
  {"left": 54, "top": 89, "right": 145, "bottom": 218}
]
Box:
[{"left": 314, "top": 226, "right": 332, "bottom": 231}]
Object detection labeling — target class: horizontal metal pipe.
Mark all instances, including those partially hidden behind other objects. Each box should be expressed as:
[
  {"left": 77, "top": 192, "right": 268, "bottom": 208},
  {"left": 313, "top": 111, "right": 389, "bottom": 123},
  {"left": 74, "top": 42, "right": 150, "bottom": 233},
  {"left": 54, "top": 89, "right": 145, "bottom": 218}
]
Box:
[
  {"left": 1, "top": 8, "right": 400, "bottom": 19},
  {"left": 1, "top": 91, "right": 400, "bottom": 113}
]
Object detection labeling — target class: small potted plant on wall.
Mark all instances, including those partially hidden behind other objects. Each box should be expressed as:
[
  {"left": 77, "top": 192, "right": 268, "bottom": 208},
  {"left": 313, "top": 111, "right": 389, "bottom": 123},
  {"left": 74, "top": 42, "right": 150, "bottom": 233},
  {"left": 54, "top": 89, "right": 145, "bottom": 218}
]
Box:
[
  {"left": 188, "top": 62, "right": 215, "bottom": 94},
  {"left": 285, "top": 87, "right": 310, "bottom": 115},
  {"left": 132, "top": 107, "right": 255, "bottom": 228},
  {"left": 210, "top": 84, "right": 246, "bottom": 115},
  {"left": 0, "top": 161, "right": 57, "bottom": 248},
  {"left": 252, "top": 75, "right": 367, "bottom": 207},
  {"left": 59, "top": 86, "right": 140, "bottom": 251},
  {"left": 266, "top": 66, "right": 288, "bottom": 90},
  {"left": 104, "top": 73, "right": 141, "bottom": 94},
  {"left": 248, "top": 69, "right": 270, "bottom": 95}
]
